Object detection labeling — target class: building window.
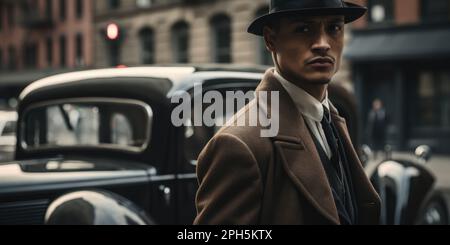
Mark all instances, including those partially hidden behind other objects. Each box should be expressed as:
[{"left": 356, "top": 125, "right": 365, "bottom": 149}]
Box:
[
  {"left": 59, "top": 0, "right": 66, "bottom": 21},
  {"left": 255, "top": 6, "right": 273, "bottom": 65},
  {"left": 46, "top": 37, "right": 53, "bottom": 67},
  {"left": 76, "top": 0, "right": 83, "bottom": 19},
  {"left": 46, "top": 0, "right": 53, "bottom": 20},
  {"left": 413, "top": 71, "right": 450, "bottom": 129},
  {"left": 139, "top": 27, "right": 155, "bottom": 64},
  {"left": 422, "top": 0, "right": 450, "bottom": 22},
  {"left": 75, "top": 34, "right": 84, "bottom": 66},
  {"left": 8, "top": 46, "right": 16, "bottom": 70},
  {"left": 210, "top": 14, "right": 231, "bottom": 63},
  {"left": 368, "top": 0, "right": 394, "bottom": 24},
  {"left": 23, "top": 42, "right": 38, "bottom": 69},
  {"left": 59, "top": 35, "right": 66, "bottom": 67},
  {"left": 171, "top": 21, "right": 189, "bottom": 63},
  {"left": 109, "top": 0, "right": 121, "bottom": 10}
]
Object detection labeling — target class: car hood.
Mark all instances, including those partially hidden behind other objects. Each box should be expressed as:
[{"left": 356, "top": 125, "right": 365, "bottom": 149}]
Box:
[{"left": 0, "top": 158, "right": 153, "bottom": 195}]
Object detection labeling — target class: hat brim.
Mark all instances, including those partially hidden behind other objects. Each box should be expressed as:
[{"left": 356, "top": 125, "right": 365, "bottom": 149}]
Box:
[{"left": 247, "top": 2, "right": 367, "bottom": 36}]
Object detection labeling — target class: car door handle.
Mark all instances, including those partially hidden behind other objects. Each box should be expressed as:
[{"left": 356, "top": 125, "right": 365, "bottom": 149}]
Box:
[{"left": 159, "top": 185, "right": 171, "bottom": 206}]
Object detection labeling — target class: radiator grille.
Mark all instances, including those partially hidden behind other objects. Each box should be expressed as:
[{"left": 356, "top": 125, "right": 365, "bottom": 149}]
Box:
[{"left": 0, "top": 200, "right": 49, "bottom": 225}]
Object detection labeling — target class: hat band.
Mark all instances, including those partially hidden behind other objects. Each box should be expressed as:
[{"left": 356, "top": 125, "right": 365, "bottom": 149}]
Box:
[{"left": 271, "top": 0, "right": 345, "bottom": 12}]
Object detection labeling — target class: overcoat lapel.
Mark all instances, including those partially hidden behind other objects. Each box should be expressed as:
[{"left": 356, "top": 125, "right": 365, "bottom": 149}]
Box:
[{"left": 256, "top": 70, "right": 340, "bottom": 225}]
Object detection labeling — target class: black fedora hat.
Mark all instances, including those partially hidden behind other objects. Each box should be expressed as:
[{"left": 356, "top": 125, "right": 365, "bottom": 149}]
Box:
[{"left": 248, "top": 0, "right": 367, "bottom": 36}]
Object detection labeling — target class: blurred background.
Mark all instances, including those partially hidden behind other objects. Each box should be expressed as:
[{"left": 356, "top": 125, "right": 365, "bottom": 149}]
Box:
[{"left": 0, "top": 0, "right": 449, "bottom": 160}]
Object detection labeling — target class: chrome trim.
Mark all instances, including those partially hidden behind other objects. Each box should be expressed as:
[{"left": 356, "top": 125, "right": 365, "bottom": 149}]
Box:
[
  {"left": 147, "top": 173, "right": 197, "bottom": 182},
  {"left": 177, "top": 173, "right": 197, "bottom": 180},
  {"left": 149, "top": 175, "right": 176, "bottom": 182}
]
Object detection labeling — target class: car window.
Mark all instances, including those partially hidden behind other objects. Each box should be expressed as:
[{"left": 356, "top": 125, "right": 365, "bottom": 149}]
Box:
[
  {"left": 22, "top": 98, "right": 152, "bottom": 152},
  {"left": 47, "top": 104, "right": 100, "bottom": 146},
  {"left": 2, "top": 121, "right": 16, "bottom": 136}
]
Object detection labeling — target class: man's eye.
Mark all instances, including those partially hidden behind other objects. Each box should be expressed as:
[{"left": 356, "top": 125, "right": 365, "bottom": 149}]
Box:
[
  {"left": 295, "top": 26, "right": 310, "bottom": 33},
  {"left": 329, "top": 24, "right": 343, "bottom": 33}
]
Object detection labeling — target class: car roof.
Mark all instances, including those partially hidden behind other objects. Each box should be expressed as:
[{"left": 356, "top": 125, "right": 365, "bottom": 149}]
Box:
[
  {"left": 19, "top": 67, "right": 196, "bottom": 100},
  {"left": 19, "top": 65, "right": 267, "bottom": 107}
]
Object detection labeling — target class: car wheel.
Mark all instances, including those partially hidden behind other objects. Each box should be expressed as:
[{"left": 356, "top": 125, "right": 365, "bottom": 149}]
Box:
[{"left": 419, "top": 199, "right": 448, "bottom": 225}]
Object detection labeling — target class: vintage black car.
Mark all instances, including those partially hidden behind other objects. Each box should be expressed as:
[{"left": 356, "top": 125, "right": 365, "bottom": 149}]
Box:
[
  {"left": 0, "top": 65, "right": 361, "bottom": 225},
  {"left": 366, "top": 146, "right": 450, "bottom": 225},
  {"left": 0, "top": 66, "right": 263, "bottom": 225}
]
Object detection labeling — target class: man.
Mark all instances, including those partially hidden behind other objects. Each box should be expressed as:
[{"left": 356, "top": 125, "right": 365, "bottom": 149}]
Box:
[
  {"left": 367, "top": 98, "right": 388, "bottom": 160},
  {"left": 194, "top": 0, "right": 381, "bottom": 225}
]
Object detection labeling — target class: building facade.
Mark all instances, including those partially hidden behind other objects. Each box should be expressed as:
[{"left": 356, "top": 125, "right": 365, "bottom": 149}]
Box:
[
  {"left": 93, "top": 0, "right": 274, "bottom": 68},
  {"left": 346, "top": 0, "right": 450, "bottom": 154},
  {"left": 0, "top": 0, "right": 94, "bottom": 109}
]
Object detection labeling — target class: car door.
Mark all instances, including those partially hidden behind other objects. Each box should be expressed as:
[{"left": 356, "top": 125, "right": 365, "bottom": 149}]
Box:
[{"left": 175, "top": 77, "right": 260, "bottom": 224}]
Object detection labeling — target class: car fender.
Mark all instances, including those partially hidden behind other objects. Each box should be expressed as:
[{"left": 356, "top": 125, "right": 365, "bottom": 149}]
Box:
[
  {"left": 370, "top": 159, "right": 435, "bottom": 225},
  {"left": 45, "top": 190, "right": 155, "bottom": 225}
]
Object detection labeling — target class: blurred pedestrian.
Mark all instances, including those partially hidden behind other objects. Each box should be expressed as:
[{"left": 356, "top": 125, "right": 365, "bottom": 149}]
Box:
[{"left": 367, "top": 99, "right": 388, "bottom": 159}]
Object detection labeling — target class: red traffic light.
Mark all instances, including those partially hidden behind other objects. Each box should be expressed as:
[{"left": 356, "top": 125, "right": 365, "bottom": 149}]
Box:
[{"left": 106, "top": 23, "right": 120, "bottom": 40}]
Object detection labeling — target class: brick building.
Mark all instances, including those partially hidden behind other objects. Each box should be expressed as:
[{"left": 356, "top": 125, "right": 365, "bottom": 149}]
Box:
[{"left": 0, "top": 0, "right": 94, "bottom": 108}]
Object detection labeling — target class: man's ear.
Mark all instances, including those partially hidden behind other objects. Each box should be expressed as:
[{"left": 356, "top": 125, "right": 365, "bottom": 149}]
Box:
[{"left": 263, "top": 26, "right": 276, "bottom": 53}]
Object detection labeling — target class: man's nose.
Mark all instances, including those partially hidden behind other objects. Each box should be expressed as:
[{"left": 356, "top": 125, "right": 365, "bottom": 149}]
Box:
[{"left": 311, "top": 31, "right": 331, "bottom": 54}]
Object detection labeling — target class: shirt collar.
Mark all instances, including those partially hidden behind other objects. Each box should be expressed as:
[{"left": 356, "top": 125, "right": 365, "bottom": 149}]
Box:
[{"left": 273, "top": 70, "right": 330, "bottom": 122}]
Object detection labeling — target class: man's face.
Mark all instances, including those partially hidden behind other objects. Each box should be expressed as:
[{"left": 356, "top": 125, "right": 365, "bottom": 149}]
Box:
[{"left": 264, "top": 15, "right": 345, "bottom": 85}]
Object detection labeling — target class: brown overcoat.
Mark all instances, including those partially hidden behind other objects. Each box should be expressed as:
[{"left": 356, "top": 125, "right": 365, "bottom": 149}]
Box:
[{"left": 194, "top": 69, "right": 381, "bottom": 225}]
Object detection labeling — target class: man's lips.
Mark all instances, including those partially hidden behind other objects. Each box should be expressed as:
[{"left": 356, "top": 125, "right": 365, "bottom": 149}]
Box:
[
  {"left": 306, "top": 57, "right": 335, "bottom": 69},
  {"left": 306, "top": 57, "right": 335, "bottom": 65}
]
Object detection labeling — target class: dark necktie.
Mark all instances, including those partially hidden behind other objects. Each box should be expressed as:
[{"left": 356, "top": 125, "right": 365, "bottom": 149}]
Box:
[
  {"left": 321, "top": 106, "right": 344, "bottom": 180},
  {"left": 321, "top": 106, "right": 357, "bottom": 224}
]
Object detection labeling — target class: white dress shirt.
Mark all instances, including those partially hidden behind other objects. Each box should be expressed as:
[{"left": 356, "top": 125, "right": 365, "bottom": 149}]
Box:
[{"left": 273, "top": 70, "right": 333, "bottom": 159}]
